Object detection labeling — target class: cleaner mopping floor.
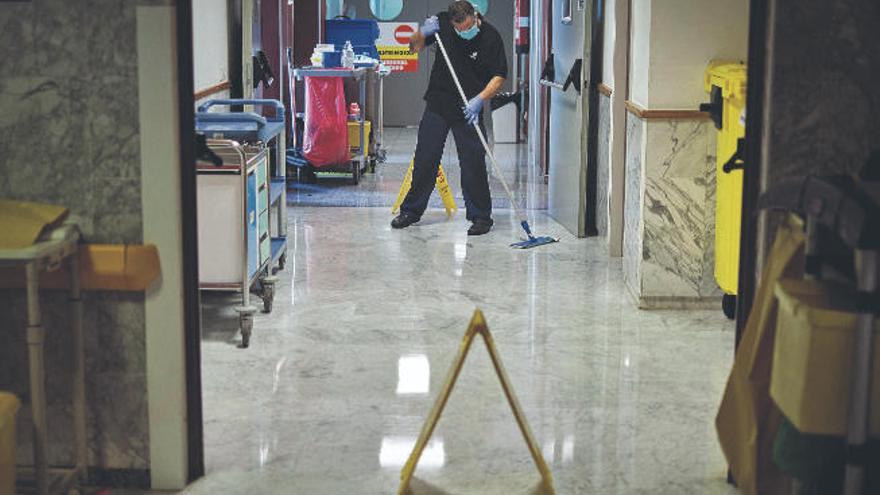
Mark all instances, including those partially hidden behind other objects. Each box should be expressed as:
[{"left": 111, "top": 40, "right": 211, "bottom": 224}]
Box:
[
  {"left": 392, "top": 1, "right": 558, "bottom": 249},
  {"left": 390, "top": 1, "right": 505, "bottom": 237}
]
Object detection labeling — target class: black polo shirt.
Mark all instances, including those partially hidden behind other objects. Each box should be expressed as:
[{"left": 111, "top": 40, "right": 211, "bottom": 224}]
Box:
[{"left": 423, "top": 12, "right": 507, "bottom": 123}]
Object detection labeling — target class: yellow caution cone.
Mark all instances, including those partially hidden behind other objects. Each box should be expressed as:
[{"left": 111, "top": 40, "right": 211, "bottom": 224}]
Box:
[{"left": 392, "top": 159, "right": 457, "bottom": 218}]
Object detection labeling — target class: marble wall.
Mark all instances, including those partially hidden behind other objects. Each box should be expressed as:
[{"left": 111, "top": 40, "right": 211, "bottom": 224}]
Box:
[
  {"left": 596, "top": 93, "right": 612, "bottom": 237},
  {"left": 623, "top": 112, "right": 645, "bottom": 298},
  {"left": 623, "top": 111, "right": 722, "bottom": 308},
  {"left": 755, "top": 0, "right": 880, "bottom": 268},
  {"left": 764, "top": 0, "right": 880, "bottom": 183},
  {"left": 0, "top": 0, "right": 158, "bottom": 482}
]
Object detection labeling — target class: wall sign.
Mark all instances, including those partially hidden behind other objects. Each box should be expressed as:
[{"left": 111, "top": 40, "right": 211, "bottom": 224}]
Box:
[{"left": 377, "top": 22, "right": 419, "bottom": 73}]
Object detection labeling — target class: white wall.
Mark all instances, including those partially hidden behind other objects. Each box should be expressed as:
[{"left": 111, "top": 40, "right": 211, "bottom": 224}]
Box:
[
  {"left": 137, "top": 5, "right": 189, "bottom": 490},
  {"left": 602, "top": 0, "right": 616, "bottom": 88},
  {"left": 193, "top": 0, "right": 229, "bottom": 91},
  {"left": 627, "top": 0, "right": 748, "bottom": 109},
  {"left": 647, "top": 0, "right": 749, "bottom": 108},
  {"left": 628, "top": 0, "right": 651, "bottom": 107}
]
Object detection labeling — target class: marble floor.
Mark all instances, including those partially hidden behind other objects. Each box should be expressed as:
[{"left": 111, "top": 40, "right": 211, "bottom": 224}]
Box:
[
  {"left": 287, "top": 128, "right": 548, "bottom": 210},
  {"left": 163, "top": 129, "right": 739, "bottom": 494}
]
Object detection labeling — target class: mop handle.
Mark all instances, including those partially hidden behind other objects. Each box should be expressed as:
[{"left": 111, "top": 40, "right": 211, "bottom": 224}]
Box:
[{"left": 434, "top": 34, "right": 528, "bottom": 225}]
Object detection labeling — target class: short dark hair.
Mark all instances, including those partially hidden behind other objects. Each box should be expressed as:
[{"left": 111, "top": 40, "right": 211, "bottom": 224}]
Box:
[{"left": 448, "top": 1, "right": 476, "bottom": 23}]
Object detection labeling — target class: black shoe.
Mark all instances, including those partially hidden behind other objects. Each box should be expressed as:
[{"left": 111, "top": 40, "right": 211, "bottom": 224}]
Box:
[
  {"left": 467, "top": 220, "right": 493, "bottom": 236},
  {"left": 391, "top": 212, "right": 420, "bottom": 229}
]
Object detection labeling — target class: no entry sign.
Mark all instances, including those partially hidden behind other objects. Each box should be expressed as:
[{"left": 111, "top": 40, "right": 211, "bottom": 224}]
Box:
[
  {"left": 394, "top": 24, "right": 415, "bottom": 44},
  {"left": 378, "top": 22, "right": 419, "bottom": 73}
]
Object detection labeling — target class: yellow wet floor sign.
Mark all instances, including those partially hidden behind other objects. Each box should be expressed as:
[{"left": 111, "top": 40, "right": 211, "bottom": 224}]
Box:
[
  {"left": 392, "top": 159, "right": 458, "bottom": 217},
  {"left": 398, "top": 310, "right": 555, "bottom": 495}
]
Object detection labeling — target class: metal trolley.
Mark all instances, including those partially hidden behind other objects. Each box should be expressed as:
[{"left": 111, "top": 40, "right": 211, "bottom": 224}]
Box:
[
  {"left": 197, "top": 140, "right": 282, "bottom": 347},
  {"left": 292, "top": 66, "right": 370, "bottom": 185},
  {"left": 196, "top": 98, "right": 288, "bottom": 267}
]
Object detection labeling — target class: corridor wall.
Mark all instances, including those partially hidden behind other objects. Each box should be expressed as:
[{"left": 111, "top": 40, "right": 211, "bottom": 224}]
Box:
[
  {"left": 615, "top": 0, "right": 748, "bottom": 308},
  {"left": 0, "top": 0, "right": 192, "bottom": 489},
  {"left": 193, "top": 0, "right": 231, "bottom": 105}
]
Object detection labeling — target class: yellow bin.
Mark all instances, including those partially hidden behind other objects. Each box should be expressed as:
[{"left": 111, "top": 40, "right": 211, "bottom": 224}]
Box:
[
  {"left": 0, "top": 392, "right": 20, "bottom": 495},
  {"left": 347, "top": 120, "right": 371, "bottom": 158},
  {"left": 704, "top": 62, "right": 747, "bottom": 315},
  {"left": 770, "top": 279, "right": 880, "bottom": 437}
]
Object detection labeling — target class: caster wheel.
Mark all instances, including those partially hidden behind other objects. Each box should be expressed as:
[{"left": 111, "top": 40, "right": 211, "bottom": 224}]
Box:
[
  {"left": 239, "top": 317, "right": 253, "bottom": 348},
  {"left": 261, "top": 285, "right": 275, "bottom": 314},
  {"left": 722, "top": 294, "right": 737, "bottom": 320}
]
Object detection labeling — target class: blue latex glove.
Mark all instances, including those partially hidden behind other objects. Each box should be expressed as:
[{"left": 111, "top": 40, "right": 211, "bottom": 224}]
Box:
[
  {"left": 420, "top": 15, "right": 440, "bottom": 37},
  {"left": 463, "top": 95, "right": 484, "bottom": 125}
]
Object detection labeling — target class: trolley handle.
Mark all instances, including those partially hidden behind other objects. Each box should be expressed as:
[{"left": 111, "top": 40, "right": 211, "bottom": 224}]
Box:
[{"left": 197, "top": 99, "right": 285, "bottom": 122}]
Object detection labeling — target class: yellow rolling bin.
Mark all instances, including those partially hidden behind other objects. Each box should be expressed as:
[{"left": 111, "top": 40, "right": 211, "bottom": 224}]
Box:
[
  {"left": 347, "top": 120, "right": 371, "bottom": 161},
  {"left": 703, "top": 61, "right": 747, "bottom": 319},
  {"left": 0, "top": 392, "right": 20, "bottom": 495}
]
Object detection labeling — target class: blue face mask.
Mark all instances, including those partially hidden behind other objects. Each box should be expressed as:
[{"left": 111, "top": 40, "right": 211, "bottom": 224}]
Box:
[{"left": 456, "top": 23, "right": 480, "bottom": 41}]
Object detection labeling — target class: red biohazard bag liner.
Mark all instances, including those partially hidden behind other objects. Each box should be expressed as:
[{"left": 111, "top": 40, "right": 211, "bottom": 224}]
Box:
[{"left": 303, "top": 76, "right": 349, "bottom": 167}]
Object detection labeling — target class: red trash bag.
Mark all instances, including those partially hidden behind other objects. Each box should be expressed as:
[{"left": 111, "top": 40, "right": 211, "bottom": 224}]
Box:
[{"left": 303, "top": 76, "right": 349, "bottom": 167}]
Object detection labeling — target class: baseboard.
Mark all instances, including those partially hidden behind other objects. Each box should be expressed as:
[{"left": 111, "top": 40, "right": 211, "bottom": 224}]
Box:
[
  {"left": 88, "top": 468, "right": 151, "bottom": 489},
  {"left": 637, "top": 295, "right": 721, "bottom": 310}
]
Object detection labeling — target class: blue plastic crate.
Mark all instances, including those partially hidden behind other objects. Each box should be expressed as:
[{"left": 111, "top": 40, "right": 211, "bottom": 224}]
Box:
[{"left": 325, "top": 19, "right": 380, "bottom": 59}]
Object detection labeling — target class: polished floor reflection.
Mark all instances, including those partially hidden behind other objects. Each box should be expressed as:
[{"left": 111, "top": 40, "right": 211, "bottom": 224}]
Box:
[{"left": 183, "top": 130, "right": 738, "bottom": 494}]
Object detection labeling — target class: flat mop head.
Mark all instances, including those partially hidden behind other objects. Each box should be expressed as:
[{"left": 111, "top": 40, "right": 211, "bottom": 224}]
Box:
[
  {"left": 510, "top": 222, "right": 559, "bottom": 249},
  {"left": 510, "top": 236, "right": 559, "bottom": 249}
]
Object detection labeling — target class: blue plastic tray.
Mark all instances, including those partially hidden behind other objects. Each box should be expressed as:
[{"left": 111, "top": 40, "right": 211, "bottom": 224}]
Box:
[{"left": 195, "top": 99, "right": 286, "bottom": 143}]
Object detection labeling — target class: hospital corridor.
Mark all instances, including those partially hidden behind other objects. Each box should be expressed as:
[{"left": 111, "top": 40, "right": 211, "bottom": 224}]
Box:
[{"left": 1, "top": 1, "right": 879, "bottom": 495}]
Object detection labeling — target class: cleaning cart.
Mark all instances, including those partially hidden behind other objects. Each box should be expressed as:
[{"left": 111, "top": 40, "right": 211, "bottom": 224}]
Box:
[
  {"left": 291, "top": 66, "right": 371, "bottom": 185},
  {"left": 758, "top": 171, "right": 880, "bottom": 494}
]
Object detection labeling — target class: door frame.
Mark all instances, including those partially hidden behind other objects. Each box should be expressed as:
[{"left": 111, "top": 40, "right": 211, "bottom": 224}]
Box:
[
  {"left": 734, "top": 0, "right": 770, "bottom": 346},
  {"left": 583, "top": 0, "right": 604, "bottom": 237},
  {"left": 176, "top": 0, "right": 206, "bottom": 482}
]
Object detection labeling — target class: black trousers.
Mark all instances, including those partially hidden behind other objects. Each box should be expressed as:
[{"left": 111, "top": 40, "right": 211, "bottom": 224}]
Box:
[{"left": 400, "top": 108, "right": 492, "bottom": 222}]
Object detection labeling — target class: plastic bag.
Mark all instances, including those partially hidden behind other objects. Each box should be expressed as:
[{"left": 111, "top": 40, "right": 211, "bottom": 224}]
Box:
[{"left": 303, "top": 76, "right": 349, "bottom": 167}]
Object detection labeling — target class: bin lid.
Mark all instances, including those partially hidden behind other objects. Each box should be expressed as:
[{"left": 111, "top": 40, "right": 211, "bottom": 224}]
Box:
[
  {"left": 774, "top": 279, "right": 866, "bottom": 329},
  {"left": 704, "top": 61, "right": 747, "bottom": 101}
]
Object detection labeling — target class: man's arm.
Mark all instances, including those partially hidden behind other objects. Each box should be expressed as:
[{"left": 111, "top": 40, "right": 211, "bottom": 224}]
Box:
[
  {"left": 478, "top": 76, "right": 506, "bottom": 101},
  {"left": 409, "top": 30, "right": 428, "bottom": 53},
  {"left": 410, "top": 16, "right": 439, "bottom": 53}
]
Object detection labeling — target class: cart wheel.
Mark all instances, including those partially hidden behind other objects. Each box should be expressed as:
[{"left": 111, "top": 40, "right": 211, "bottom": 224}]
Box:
[
  {"left": 261, "top": 284, "right": 275, "bottom": 313},
  {"left": 369, "top": 158, "right": 377, "bottom": 173},
  {"left": 722, "top": 294, "right": 737, "bottom": 320},
  {"left": 352, "top": 162, "right": 360, "bottom": 185},
  {"left": 239, "top": 315, "right": 253, "bottom": 348}
]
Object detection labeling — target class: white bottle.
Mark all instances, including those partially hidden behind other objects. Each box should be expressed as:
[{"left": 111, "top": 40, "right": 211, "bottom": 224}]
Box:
[{"left": 343, "top": 41, "right": 355, "bottom": 69}]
